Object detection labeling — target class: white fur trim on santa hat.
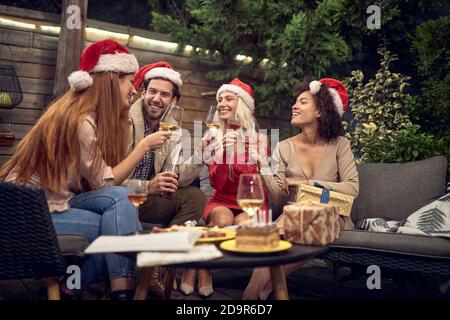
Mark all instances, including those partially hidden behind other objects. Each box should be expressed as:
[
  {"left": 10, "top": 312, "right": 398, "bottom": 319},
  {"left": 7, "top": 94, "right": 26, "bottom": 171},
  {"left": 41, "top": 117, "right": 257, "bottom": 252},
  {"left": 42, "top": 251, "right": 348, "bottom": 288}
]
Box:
[
  {"left": 144, "top": 67, "right": 183, "bottom": 87},
  {"left": 309, "top": 80, "right": 322, "bottom": 95},
  {"left": 68, "top": 70, "right": 93, "bottom": 91},
  {"left": 328, "top": 88, "right": 344, "bottom": 116},
  {"left": 216, "top": 84, "right": 255, "bottom": 112},
  {"left": 91, "top": 53, "right": 139, "bottom": 74}
]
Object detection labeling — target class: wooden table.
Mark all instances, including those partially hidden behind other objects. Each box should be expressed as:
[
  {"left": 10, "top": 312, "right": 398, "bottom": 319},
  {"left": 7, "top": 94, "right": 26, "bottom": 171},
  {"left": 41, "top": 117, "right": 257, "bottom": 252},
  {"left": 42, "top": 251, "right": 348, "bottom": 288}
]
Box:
[{"left": 134, "top": 244, "right": 328, "bottom": 300}]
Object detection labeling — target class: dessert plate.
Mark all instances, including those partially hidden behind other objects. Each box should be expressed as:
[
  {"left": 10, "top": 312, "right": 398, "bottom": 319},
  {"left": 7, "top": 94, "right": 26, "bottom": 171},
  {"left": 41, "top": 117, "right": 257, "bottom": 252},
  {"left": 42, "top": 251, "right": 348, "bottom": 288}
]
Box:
[
  {"left": 195, "top": 227, "right": 236, "bottom": 244},
  {"left": 220, "top": 239, "right": 292, "bottom": 254}
]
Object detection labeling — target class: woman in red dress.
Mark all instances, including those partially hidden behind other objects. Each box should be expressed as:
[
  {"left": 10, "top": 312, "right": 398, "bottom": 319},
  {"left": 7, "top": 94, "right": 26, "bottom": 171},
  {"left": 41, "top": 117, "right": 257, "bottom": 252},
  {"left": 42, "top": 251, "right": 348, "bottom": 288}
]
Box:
[{"left": 180, "top": 78, "right": 269, "bottom": 297}]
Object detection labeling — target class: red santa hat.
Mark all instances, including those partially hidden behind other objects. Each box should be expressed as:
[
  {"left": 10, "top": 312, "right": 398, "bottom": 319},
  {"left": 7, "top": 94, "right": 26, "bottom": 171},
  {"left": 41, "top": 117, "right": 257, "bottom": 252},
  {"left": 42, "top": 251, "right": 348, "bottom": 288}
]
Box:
[
  {"left": 133, "top": 61, "right": 183, "bottom": 91},
  {"left": 309, "top": 78, "right": 349, "bottom": 116},
  {"left": 216, "top": 78, "right": 255, "bottom": 112},
  {"left": 68, "top": 39, "right": 139, "bottom": 91}
]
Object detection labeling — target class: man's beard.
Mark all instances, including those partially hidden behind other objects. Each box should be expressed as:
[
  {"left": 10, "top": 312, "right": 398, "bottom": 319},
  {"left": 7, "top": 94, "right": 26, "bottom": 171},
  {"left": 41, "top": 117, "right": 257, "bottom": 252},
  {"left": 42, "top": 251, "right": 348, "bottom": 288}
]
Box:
[{"left": 143, "top": 101, "right": 167, "bottom": 120}]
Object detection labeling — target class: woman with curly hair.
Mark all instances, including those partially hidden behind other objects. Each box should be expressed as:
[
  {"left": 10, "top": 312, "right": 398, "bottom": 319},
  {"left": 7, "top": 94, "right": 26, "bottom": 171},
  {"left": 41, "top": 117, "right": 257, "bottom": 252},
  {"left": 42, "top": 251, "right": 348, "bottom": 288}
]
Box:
[{"left": 243, "top": 78, "right": 359, "bottom": 300}]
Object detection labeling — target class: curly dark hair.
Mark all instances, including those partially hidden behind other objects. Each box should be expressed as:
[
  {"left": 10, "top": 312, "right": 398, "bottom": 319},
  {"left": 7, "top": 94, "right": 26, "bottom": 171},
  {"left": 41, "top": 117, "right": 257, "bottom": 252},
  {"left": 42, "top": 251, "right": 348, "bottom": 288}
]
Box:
[{"left": 293, "top": 79, "right": 344, "bottom": 141}]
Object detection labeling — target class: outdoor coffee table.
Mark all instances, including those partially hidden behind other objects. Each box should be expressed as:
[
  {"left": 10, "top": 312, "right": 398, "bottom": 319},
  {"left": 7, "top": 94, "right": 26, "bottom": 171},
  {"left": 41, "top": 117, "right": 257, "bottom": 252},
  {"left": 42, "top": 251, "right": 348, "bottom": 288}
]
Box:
[{"left": 134, "top": 243, "right": 328, "bottom": 300}]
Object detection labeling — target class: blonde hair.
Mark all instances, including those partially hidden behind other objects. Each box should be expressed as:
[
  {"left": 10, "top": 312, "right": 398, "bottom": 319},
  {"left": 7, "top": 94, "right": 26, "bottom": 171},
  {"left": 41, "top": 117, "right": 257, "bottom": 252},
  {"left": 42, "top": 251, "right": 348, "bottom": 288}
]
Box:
[
  {"left": 0, "top": 72, "right": 130, "bottom": 193},
  {"left": 218, "top": 97, "right": 256, "bottom": 133}
]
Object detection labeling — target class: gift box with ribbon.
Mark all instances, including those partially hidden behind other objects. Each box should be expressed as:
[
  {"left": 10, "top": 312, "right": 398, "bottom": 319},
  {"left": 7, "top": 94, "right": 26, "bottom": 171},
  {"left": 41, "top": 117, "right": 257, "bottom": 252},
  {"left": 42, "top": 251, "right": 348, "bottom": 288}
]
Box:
[
  {"left": 282, "top": 202, "right": 340, "bottom": 246},
  {"left": 289, "top": 183, "right": 354, "bottom": 217}
]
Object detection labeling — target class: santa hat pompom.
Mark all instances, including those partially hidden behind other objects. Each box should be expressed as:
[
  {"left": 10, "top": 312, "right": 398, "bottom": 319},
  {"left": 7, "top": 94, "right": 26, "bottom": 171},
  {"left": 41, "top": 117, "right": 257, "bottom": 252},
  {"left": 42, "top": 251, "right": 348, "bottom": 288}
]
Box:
[
  {"left": 68, "top": 71, "right": 93, "bottom": 91},
  {"left": 309, "top": 80, "right": 322, "bottom": 95}
]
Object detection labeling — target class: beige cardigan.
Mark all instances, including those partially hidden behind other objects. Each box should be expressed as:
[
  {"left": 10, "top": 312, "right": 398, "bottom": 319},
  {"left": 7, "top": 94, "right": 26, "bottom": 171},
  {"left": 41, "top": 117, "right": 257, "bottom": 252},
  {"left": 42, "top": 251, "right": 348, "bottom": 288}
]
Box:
[
  {"left": 129, "top": 98, "right": 204, "bottom": 187},
  {"left": 261, "top": 136, "right": 359, "bottom": 206}
]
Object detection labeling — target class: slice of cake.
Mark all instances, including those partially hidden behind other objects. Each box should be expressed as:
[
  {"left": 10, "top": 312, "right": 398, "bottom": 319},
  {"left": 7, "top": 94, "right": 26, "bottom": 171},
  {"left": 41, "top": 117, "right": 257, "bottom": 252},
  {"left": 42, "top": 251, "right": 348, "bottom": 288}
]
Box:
[
  {"left": 235, "top": 224, "right": 280, "bottom": 250},
  {"left": 198, "top": 226, "right": 227, "bottom": 238}
]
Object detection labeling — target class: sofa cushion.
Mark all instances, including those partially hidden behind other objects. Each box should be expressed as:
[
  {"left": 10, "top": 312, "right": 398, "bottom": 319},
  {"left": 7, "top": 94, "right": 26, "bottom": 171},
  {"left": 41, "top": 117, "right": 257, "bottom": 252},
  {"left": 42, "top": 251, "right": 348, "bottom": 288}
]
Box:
[
  {"left": 57, "top": 235, "right": 89, "bottom": 257},
  {"left": 331, "top": 230, "right": 450, "bottom": 259},
  {"left": 351, "top": 156, "right": 448, "bottom": 222}
]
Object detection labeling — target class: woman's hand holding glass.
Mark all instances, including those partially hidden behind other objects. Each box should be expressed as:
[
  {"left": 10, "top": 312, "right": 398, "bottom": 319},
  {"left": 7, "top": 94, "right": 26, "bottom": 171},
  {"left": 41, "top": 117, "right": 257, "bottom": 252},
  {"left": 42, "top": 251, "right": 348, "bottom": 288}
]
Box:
[
  {"left": 141, "top": 130, "right": 172, "bottom": 152},
  {"left": 201, "top": 134, "right": 222, "bottom": 164}
]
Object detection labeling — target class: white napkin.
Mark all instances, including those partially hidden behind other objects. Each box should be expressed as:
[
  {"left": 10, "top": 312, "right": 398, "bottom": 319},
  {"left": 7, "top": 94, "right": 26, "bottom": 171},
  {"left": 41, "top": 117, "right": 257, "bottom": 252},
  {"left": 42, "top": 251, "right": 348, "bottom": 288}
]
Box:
[
  {"left": 84, "top": 230, "right": 201, "bottom": 254},
  {"left": 137, "top": 244, "right": 223, "bottom": 267}
]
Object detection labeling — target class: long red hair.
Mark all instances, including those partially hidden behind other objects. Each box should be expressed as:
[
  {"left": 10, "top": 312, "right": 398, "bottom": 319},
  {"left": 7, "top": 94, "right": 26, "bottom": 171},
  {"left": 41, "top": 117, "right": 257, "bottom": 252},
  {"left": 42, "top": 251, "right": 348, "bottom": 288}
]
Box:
[{"left": 0, "top": 72, "right": 130, "bottom": 192}]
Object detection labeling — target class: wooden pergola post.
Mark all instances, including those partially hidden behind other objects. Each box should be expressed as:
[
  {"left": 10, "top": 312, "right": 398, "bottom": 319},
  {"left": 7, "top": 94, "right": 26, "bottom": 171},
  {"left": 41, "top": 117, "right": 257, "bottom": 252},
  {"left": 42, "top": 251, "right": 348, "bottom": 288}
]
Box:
[{"left": 53, "top": 0, "right": 88, "bottom": 99}]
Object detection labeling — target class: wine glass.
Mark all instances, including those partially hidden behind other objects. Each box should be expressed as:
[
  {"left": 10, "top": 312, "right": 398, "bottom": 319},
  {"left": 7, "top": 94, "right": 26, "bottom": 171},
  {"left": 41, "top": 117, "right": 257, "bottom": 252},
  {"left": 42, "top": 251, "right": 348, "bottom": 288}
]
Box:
[
  {"left": 158, "top": 104, "right": 184, "bottom": 154},
  {"left": 227, "top": 112, "right": 241, "bottom": 130},
  {"left": 126, "top": 179, "right": 148, "bottom": 207},
  {"left": 236, "top": 173, "right": 265, "bottom": 220},
  {"left": 160, "top": 104, "right": 183, "bottom": 132},
  {"left": 205, "top": 105, "right": 220, "bottom": 130}
]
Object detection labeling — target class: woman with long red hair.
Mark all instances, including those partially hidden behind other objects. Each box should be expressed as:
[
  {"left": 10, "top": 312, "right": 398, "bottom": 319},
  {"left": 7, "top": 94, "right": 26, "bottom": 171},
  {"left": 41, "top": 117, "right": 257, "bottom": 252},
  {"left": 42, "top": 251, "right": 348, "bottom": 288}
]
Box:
[{"left": 0, "top": 40, "right": 171, "bottom": 300}]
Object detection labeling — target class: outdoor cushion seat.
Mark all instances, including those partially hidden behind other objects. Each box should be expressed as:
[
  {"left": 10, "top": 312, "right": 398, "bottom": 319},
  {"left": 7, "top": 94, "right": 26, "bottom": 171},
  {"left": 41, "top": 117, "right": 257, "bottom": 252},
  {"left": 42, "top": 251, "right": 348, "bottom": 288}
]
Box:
[
  {"left": 321, "top": 156, "right": 450, "bottom": 280},
  {"left": 57, "top": 235, "right": 89, "bottom": 257},
  {"left": 332, "top": 230, "right": 450, "bottom": 259}
]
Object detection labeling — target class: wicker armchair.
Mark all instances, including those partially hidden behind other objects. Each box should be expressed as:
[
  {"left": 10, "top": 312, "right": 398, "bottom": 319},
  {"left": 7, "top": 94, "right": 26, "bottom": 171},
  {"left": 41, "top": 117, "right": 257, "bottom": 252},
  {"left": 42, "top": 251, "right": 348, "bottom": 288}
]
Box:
[{"left": 0, "top": 181, "right": 88, "bottom": 300}]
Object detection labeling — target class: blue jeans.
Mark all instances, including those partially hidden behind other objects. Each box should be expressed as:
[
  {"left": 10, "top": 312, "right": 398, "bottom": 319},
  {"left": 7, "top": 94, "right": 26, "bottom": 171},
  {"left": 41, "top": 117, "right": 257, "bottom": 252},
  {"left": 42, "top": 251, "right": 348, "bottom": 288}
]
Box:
[{"left": 52, "top": 186, "right": 142, "bottom": 288}]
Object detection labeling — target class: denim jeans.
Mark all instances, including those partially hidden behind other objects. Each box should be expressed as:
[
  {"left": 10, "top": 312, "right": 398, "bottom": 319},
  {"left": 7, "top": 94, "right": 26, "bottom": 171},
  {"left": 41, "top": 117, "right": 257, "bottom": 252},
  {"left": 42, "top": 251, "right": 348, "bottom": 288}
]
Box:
[{"left": 52, "top": 186, "right": 142, "bottom": 288}]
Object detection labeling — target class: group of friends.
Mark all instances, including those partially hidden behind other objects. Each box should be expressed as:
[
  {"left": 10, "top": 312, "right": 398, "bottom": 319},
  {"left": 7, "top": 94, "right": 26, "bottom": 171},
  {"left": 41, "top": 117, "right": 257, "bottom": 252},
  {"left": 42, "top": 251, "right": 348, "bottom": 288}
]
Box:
[{"left": 0, "top": 39, "right": 359, "bottom": 300}]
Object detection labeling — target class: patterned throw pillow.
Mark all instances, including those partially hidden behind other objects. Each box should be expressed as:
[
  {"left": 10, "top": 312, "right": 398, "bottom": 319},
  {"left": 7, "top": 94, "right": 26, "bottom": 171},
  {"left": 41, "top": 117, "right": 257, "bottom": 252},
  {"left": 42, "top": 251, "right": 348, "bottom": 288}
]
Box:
[{"left": 403, "top": 193, "right": 450, "bottom": 236}]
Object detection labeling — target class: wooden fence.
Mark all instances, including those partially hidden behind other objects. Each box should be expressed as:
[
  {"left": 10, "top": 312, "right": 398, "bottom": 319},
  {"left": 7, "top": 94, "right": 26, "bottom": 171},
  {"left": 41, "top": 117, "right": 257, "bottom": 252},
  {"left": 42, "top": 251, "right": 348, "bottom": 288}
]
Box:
[{"left": 0, "top": 5, "right": 290, "bottom": 166}]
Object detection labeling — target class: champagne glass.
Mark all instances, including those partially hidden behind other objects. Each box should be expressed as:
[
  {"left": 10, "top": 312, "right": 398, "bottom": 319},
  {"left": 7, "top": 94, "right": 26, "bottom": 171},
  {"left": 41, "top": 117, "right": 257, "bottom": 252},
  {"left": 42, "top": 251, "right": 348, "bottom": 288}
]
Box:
[
  {"left": 237, "top": 173, "right": 265, "bottom": 220},
  {"left": 205, "top": 105, "right": 220, "bottom": 130},
  {"left": 158, "top": 104, "right": 184, "bottom": 154},
  {"left": 160, "top": 104, "right": 183, "bottom": 132},
  {"left": 204, "top": 105, "right": 221, "bottom": 151},
  {"left": 126, "top": 179, "right": 148, "bottom": 207}
]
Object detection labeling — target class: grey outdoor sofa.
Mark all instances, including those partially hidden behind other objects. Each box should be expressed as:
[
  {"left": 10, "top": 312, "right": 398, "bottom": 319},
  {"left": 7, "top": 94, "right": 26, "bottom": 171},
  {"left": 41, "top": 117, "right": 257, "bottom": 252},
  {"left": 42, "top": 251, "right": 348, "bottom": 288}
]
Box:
[{"left": 321, "top": 156, "right": 450, "bottom": 285}]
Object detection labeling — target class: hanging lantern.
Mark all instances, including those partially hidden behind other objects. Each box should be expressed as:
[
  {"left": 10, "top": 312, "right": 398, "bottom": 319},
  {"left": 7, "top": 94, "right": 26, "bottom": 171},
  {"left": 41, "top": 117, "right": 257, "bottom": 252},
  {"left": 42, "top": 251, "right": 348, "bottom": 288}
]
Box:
[{"left": 0, "top": 64, "right": 23, "bottom": 109}]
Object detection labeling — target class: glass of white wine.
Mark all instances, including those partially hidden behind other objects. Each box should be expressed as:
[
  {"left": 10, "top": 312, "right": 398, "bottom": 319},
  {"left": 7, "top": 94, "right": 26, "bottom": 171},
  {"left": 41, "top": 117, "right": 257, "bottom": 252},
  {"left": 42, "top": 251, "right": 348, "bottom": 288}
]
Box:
[
  {"left": 205, "top": 105, "right": 220, "bottom": 130},
  {"left": 237, "top": 173, "right": 265, "bottom": 219},
  {"left": 158, "top": 104, "right": 184, "bottom": 154},
  {"left": 126, "top": 179, "right": 148, "bottom": 208},
  {"left": 160, "top": 104, "right": 183, "bottom": 132}
]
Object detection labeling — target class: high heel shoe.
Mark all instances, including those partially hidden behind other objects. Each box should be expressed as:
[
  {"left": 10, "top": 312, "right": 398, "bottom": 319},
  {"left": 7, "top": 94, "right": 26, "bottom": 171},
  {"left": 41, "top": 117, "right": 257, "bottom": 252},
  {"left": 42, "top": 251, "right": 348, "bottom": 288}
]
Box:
[
  {"left": 179, "top": 269, "right": 196, "bottom": 295},
  {"left": 179, "top": 283, "right": 194, "bottom": 295},
  {"left": 197, "top": 270, "right": 214, "bottom": 298}
]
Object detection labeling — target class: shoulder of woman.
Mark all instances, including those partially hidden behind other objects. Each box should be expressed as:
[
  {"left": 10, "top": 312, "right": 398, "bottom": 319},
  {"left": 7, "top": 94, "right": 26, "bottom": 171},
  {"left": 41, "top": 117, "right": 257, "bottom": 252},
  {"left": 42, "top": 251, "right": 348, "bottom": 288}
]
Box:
[
  {"left": 273, "top": 138, "right": 293, "bottom": 162},
  {"left": 278, "top": 137, "right": 292, "bottom": 150},
  {"left": 335, "top": 136, "right": 351, "bottom": 148},
  {"left": 78, "top": 115, "right": 97, "bottom": 139}
]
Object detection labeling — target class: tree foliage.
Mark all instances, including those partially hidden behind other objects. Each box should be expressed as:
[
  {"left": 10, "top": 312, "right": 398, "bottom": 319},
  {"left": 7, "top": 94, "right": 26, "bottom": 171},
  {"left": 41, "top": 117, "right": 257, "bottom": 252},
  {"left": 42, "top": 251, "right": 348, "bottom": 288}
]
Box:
[
  {"left": 151, "top": 0, "right": 352, "bottom": 115},
  {"left": 151, "top": 0, "right": 448, "bottom": 117},
  {"left": 410, "top": 15, "right": 450, "bottom": 137},
  {"left": 345, "top": 48, "right": 448, "bottom": 165}
]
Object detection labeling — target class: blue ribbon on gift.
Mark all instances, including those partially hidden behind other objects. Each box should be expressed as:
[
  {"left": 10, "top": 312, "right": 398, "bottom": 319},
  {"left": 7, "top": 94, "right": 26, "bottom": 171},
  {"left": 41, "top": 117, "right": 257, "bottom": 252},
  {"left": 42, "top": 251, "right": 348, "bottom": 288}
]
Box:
[{"left": 313, "top": 182, "right": 331, "bottom": 204}]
